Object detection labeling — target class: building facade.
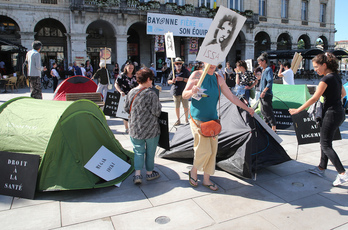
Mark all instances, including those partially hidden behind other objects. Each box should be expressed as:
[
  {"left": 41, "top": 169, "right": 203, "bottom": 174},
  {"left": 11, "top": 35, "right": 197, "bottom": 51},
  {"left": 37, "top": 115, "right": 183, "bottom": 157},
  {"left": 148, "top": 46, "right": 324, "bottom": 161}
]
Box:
[{"left": 0, "top": 0, "right": 335, "bottom": 74}]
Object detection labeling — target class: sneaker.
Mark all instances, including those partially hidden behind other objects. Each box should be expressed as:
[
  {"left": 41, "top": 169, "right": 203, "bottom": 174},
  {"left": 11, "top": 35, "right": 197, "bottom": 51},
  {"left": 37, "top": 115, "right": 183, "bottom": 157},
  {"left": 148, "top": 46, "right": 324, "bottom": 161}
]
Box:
[
  {"left": 333, "top": 172, "right": 348, "bottom": 186},
  {"left": 125, "top": 129, "right": 129, "bottom": 134},
  {"left": 174, "top": 120, "right": 181, "bottom": 126},
  {"left": 133, "top": 175, "right": 143, "bottom": 185},
  {"left": 307, "top": 167, "right": 325, "bottom": 178},
  {"left": 146, "top": 170, "right": 160, "bottom": 181}
]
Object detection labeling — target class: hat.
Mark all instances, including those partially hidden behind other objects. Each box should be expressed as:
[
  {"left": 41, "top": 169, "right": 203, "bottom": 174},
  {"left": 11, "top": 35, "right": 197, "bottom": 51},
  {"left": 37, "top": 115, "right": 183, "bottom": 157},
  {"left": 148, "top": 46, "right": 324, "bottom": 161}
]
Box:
[{"left": 174, "top": 57, "right": 184, "bottom": 64}]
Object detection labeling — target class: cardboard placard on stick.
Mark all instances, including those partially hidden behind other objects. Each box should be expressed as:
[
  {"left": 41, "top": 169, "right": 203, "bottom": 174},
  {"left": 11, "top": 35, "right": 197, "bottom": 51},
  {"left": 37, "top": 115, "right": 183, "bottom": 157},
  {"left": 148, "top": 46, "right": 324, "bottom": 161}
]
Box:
[
  {"left": 165, "top": 32, "right": 176, "bottom": 81},
  {"left": 196, "top": 6, "right": 246, "bottom": 66}
]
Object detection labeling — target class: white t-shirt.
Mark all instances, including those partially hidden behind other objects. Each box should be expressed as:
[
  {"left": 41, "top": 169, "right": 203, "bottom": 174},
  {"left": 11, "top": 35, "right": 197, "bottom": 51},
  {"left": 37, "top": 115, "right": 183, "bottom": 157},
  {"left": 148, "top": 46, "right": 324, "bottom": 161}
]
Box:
[
  {"left": 281, "top": 69, "right": 294, "bottom": 85},
  {"left": 81, "top": 67, "right": 86, "bottom": 76}
]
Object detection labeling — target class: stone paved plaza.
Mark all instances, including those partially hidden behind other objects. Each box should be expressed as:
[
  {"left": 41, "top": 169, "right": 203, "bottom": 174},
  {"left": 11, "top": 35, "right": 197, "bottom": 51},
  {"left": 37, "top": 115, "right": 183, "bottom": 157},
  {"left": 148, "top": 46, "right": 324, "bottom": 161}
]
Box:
[{"left": 0, "top": 79, "right": 348, "bottom": 230}]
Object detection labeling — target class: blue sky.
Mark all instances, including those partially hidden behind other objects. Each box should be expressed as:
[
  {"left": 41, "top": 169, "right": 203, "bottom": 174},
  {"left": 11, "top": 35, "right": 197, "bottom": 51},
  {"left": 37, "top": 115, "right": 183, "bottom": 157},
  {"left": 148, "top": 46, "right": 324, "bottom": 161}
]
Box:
[{"left": 335, "top": 0, "right": 348, "bottom": 41}]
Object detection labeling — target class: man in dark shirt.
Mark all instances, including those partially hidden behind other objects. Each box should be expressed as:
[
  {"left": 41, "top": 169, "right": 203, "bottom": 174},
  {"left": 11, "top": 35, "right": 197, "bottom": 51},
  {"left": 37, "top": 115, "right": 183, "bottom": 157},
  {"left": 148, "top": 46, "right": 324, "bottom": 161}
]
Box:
[
  {"left": 168, "top": 57, "right": 190, "bottom": 125},
  {"left": 73, "top": 62, "right": 82, "bottom": 76}
]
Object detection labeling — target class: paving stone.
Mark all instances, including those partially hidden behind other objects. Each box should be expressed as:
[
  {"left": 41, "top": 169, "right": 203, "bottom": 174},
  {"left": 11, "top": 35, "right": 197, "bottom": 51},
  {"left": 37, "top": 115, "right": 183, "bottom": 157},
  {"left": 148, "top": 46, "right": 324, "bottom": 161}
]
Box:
[
  {"left": 0, "top": 202, "right": 61, "bottom": 230},
  {"left": 257, "top": 194, "right": 348, "bottom": 229},
  {"left": 257, "top": 171, "right": 333, "bottom": 202},
  {"left": 201, "top": 212, "right": 278, "bottom": 230},
  {"left": 140, "top": 179, "right": 219, "bottom": 207},
  {"left": 111, "top": 199, "right": 214, "bottom": 230},
  {"left": 60, "top": 187, "right": 152, "bottom": 226},
  {"left": 54, "top": 218, "right": 114, "bottom": 230},
  {"left": 193, "top": 184, "right": 285, "bottom": 223}
]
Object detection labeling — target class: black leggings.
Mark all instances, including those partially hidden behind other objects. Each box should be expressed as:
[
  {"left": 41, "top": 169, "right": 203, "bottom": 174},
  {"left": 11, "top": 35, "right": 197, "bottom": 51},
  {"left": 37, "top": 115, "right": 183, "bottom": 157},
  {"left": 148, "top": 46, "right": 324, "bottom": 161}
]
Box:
[
  {"left": 260, "top": 94, "right": 276, "bottom": 127},
  {"left": 319, "top": 108, "right": 345, "bottom": 173}
]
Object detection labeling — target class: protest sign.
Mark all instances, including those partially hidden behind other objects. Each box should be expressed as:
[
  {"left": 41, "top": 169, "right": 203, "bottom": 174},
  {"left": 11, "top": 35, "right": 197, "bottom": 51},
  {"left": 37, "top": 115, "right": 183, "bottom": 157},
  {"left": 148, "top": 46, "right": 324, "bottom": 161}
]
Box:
[
  {"left": 291, "top": 110, "right": 341, "bottom": 145},
  {"left": 196, "top": 6, "right": 246, "bottom": 66},
  {"left": 165, "top": 32, "right": 176, "bottom": 58},
  {"left": 103, "top": 91, "right": 121, "bottom": 117},
  {"left": 84, "top": 146, "right": 131, "bottom": 182},
  {"left": 158, "top": 112, "right": 170, "bottom": 150},
  {"left": 116, "top": 95, "right": 129, "bottom": 120},
  {"left": 0, "top": 151, "right": 40, "bottom": 199}
]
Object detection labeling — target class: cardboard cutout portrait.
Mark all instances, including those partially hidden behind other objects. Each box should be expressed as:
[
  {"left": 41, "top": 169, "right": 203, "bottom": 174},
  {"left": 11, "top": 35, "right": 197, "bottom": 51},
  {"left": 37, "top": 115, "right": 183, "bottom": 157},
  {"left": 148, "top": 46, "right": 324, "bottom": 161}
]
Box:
[
  {"left": 165, "top": 32, "right": 176, "bottom": 58},
  {"left": 196, "top": 6, "right": 246, "bottom": 65}
]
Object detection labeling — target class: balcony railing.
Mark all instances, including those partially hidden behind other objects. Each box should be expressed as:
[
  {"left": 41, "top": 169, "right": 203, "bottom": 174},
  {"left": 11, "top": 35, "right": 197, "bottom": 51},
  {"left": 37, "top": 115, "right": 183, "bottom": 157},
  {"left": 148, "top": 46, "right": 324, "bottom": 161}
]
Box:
[
  {"left": 71, "top": 0, "right": 257, "bottom": 19},
  {"left": 41, "top": 0, "right": 58, "bottom": 4}
]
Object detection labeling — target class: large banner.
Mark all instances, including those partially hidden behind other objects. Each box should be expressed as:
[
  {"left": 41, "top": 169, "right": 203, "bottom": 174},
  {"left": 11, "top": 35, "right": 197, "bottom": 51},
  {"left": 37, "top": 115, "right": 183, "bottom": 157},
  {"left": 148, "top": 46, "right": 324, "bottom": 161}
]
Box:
[{"left": 147, "top": 13, "right": 212, "bottom": 37}]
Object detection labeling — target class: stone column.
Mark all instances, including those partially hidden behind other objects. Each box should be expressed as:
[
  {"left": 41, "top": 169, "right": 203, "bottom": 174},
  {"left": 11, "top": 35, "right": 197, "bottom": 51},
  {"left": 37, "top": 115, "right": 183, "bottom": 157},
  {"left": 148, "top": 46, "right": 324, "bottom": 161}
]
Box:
[
  {"left": 70, "top": 33, "right": 88, "bottom": 63},
  {"left": 19, "top": 32, "right": 36, "bottom": 50},
  {"left": 244, "top": 40, "right": 255, "bottom": 60},
  {"left": 270, "top": 42, "right": 277, "bottom": 51},
  {"left": 116, "top": 35, "right": 128, "bottom": 64}
]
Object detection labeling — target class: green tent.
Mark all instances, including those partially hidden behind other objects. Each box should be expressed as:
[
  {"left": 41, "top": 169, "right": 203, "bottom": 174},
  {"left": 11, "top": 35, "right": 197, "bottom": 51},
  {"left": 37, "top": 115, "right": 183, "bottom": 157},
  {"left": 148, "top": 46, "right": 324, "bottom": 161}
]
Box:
[
  {"left": 0, "top": 97, "right": 134, "bottom": 191},
  {"left": 272, "top": 84, "right": 312, "bottom": 109},
  {"left": 253, "top": 84, "right": 312, "bottom": 129}
]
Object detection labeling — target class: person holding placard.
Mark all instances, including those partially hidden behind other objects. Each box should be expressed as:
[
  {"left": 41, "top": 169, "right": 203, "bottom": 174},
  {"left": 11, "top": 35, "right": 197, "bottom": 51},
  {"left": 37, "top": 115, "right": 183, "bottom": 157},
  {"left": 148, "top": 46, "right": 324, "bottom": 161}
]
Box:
[
  {"left": 168, "top": 57, "right": 190, "bottom": 125},
  {"left": 92, "top": 61, "right": 109, "bottom": 102},
  {"left": 124, "top": 68, "right": 162, "bottom": 185},
  {"left": 115, "top": 62, "right": 138, "bottom": 133},
  {"left": 277, "top": 61, "right": 295, "bottom": 85},
  {"left": 289, "top": 52, "right": 348, "bottom": 186},
  {"left": 182, "top": 64, "right": 254, "bottom": 191},
  {"left": 257, "top": 52, "right": 277, "bottom": 133}
]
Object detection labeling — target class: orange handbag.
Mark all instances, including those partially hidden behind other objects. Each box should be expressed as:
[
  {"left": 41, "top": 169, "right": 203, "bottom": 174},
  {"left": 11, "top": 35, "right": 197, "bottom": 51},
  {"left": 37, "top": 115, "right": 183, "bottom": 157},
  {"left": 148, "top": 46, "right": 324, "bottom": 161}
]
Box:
[{"left": 191, "top": 74, "right": 221, "bottom": 138}]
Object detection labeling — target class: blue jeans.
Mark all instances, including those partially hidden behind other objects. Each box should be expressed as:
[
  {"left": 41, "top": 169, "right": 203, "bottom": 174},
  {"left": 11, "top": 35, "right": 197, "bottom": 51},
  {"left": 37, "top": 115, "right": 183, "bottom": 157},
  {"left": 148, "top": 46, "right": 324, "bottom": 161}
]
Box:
[{"left": 130, "top": 135, "right": 160, "bottom": 171}]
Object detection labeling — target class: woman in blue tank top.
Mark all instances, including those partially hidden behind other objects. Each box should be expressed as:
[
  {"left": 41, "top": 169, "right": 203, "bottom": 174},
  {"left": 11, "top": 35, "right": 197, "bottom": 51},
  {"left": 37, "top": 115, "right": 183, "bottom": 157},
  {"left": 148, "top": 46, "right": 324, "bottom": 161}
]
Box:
[
  {"left": 289, "top": 52, "right": 348, "bottom": 186},
  {"left": 183, "top": 63, "right": 254, "bottom": 191}
]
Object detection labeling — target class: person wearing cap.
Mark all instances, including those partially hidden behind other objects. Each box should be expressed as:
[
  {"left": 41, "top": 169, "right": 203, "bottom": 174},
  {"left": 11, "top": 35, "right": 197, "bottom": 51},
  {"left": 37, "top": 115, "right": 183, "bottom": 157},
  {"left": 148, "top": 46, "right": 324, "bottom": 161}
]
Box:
[{"left": 168, "top": 57, "right": 191, "bottom": 125}]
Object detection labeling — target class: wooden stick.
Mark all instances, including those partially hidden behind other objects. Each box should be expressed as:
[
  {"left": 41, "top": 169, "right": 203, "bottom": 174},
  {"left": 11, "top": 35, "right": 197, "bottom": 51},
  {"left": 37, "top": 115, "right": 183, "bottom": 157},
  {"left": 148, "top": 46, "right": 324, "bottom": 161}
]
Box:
[
  {"left": 197, "top": 63, "right": 211, "bottom": 88},
  {"left": 104, "top": 47, "right": 107, "bottom": 68},
  {"left": 171, "top": 57, "right": 175, "bottom": 81}
]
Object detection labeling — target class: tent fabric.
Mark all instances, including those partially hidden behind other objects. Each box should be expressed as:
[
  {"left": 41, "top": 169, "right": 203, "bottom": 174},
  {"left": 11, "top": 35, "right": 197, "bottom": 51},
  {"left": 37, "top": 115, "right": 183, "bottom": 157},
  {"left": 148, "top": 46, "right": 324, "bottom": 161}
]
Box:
[
  {"left": 0, "top": 97, "right": 134, "bottom": 191},
  {"left": 53, "top": 75, "right": 97, "bottom": 101},
  {"left": 159, "top": 96, "right": 291, "bottom": 179},
  {"left": 272, "top": 84, "right": 312, "bottom": 109}
]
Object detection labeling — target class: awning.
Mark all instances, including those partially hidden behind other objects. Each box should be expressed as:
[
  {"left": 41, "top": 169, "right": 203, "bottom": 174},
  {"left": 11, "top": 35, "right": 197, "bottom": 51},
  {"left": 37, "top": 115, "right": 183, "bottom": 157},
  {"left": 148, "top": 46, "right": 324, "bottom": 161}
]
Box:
[
  {"left": 0, "top": 37, "right": 27, "bottom": 52},
  {"left": 266, "top": 48, "right": 324, "bottom": 59},
  {"left": 329, "top": 49, "right": 348, "bottom": 60}
]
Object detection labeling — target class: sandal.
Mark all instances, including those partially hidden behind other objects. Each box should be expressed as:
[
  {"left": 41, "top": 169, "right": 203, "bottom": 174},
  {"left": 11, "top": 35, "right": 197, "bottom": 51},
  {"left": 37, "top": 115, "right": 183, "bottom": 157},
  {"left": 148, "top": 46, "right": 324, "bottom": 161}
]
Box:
[
  {"left": 133, "top": 175, "right": 143, "bottom": 185},
  {"left": 188, "top": 171, "right": 198, "bottom": 187},
  {"left": 203, "top": 183, "right": 218, "bottom": 191},
  {"left": 174, "top": 120, "right": 181, "bottom": 126},
  {"left": 146, "top": 170, "right": 160, "bottom": 181}
]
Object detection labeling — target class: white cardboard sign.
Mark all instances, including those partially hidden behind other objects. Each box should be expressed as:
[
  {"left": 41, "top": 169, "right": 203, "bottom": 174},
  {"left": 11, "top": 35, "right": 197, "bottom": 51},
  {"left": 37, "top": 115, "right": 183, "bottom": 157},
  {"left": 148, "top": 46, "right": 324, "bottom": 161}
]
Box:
[
  {"left": 84, "top": 146, "right": 131, "bottom": 182},
  {"left": 165, "top": 32, "right": 176, "bottom": 58},
  {"left": 196, "top": 6, "right": 246, "bottom": 65},
  {"left": 116, "top": 95, "right": 129, "bottom": 120}
]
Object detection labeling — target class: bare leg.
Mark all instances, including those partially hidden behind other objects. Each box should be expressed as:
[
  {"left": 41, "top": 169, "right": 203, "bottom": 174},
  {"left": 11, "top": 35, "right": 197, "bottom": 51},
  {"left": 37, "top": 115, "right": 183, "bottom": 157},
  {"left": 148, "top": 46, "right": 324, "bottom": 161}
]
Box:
[
  {"left": 124, "top": 120, "right": 128, "bottom": 130},
  {"left": 189, "top": 166, "right": 198, "bottom": 186},
  {"left": 184, "top": 107, "right": 189, "bottom": 123},
  {"left": 203, "top": 173, "right": 218, "bottom": 191},
  {"left": 175, "top": 107, "right": 180, "bottom": 122}
]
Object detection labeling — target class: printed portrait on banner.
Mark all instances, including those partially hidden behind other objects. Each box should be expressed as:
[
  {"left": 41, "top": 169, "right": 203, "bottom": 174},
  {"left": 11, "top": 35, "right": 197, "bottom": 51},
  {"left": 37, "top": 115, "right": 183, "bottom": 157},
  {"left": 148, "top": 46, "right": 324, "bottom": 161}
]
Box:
[
  {"left": 165, "top": 32, "right": 176, "bottom": 58},
  {"left": 196, "top": 6, "right": 246, "bottom": 65}
]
